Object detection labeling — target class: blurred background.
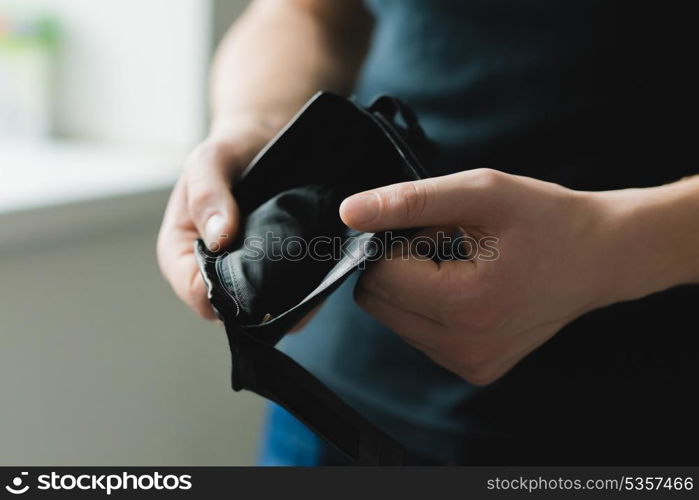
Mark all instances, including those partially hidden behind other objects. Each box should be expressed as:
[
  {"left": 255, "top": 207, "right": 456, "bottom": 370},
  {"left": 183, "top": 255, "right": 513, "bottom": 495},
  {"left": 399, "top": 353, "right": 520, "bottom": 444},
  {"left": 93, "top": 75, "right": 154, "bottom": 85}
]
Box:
[{"left": 0, "top": 0, "right": 266, "bottom": 465}]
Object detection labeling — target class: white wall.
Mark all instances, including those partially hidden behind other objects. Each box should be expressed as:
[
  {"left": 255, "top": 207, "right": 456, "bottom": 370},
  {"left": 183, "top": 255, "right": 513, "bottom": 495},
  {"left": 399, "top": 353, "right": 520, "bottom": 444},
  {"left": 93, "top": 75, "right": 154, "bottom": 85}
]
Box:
[
  {"left": 0, "top": 191, "right": 265, "bottom": 465},
  {"left": 0, "top": 0, "right": 265, "bottom": 466},
  {"left": 0, "top": 0, "right": 212, "bottom": 148}
]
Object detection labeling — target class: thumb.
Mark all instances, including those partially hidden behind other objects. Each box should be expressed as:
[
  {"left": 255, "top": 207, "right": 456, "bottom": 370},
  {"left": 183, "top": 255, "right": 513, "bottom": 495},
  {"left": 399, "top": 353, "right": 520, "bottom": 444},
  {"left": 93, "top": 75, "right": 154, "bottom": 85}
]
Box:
[
  {"left": 339, "top": 170, "right": 500, "bottom": 232},
  {"left": 185, "top": 144, "right": 240, "bottom": 251}
]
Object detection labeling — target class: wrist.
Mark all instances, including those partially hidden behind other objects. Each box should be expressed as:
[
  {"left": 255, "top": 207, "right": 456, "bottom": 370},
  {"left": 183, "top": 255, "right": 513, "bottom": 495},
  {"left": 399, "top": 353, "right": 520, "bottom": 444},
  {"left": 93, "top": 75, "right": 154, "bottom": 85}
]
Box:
[
  {"left": 206, "top": 112, "right": 287, "bottom": 173},
  {"left": 587, "top": 180, "right": 699, "bottom": 305},
  {"left": 209, "top": 111, "right": 286, "bottom": 140}
]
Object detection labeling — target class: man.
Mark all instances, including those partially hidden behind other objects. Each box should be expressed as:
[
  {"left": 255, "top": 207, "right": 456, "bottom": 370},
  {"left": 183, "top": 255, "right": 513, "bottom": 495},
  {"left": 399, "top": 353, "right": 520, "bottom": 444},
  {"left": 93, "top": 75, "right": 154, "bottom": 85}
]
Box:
[{"left": 157, "top": 0, "right": 698, "bottom": 464}]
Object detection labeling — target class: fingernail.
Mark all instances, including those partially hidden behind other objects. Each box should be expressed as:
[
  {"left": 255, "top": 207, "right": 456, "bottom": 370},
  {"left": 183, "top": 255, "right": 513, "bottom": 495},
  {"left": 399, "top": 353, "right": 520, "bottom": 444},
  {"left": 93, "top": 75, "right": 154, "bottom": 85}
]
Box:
[
  {"left": 205, "top": 214, "right": 226, "bottom": 249},
  {"left": 341, "top": 192, "right": 379, "bottom": 225}
]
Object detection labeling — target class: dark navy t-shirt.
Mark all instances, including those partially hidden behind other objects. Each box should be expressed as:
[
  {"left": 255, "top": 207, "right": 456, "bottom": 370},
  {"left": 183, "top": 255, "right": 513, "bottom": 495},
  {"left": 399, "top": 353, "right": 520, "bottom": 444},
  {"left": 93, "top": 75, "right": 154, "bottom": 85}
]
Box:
[{"left": 281, "top": 0, "right": 698, "bottom": 463}]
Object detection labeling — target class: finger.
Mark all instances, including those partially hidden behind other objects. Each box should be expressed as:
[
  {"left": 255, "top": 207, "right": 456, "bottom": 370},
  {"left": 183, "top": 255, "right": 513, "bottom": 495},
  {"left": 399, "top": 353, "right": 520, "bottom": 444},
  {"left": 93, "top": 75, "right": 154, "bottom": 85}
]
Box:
[
  {"left": 426, "top": 341, "right": 524, "bottom": 386},
  {"left": 353, "top": 286, "right": 446, "bottom": 349},
  {"left": 184, "top": 144, "right": 240, "bottom": 251},
  {"left": 430, "top": 323, "right": 556, "bottom": 385},
  {"left": 157, "top": 179, "right": 217, "bottom": 320},
  {"left": 419, "top": 349, "right": 475, "bottom": 381},
  {"left": 406, "top": 331, "right": 509, "bottom": 385},
  {"left": 339, "top": 168, "right": 507, "bottom": 232},
  {"left": 359, "top": 256, "right": 473, "bottom": 323},
  {"left": 410, "top": 225, "right": 467, "bottom": 261}
]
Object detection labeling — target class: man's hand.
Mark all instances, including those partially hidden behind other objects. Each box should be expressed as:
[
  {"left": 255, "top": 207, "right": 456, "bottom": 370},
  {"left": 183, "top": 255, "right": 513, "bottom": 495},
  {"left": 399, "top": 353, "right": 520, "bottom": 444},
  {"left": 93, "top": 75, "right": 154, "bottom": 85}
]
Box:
[
  {"left": 156, "top": 0, "right": 372, "bottom": 321},
  {"left": 339, "top": 168, "right": 699, "bottom": 385},
  {"left": 156, "top": 120, "right": 274, "bottom": 320}
]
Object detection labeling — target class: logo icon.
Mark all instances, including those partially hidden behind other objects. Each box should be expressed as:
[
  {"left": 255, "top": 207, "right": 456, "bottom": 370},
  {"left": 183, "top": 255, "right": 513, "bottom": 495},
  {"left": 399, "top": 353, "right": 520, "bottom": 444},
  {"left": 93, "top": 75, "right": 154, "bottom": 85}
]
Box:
[{"left": 5, "top": 472, "right": 29, "bottom": 495}]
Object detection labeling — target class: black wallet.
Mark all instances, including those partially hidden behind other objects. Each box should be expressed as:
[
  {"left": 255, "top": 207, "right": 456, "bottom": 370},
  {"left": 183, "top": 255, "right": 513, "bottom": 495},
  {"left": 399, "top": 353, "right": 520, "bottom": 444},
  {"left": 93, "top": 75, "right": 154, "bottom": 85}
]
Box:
[{"left": 194, "top": 92, "right": 435, "bottom": 465}]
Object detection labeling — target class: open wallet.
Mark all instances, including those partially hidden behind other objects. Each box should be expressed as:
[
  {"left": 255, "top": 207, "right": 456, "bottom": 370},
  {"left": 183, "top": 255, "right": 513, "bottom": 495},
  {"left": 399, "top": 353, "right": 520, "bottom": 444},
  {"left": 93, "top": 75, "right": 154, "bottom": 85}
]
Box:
[{"left": 194, "top": 92, "right": 436, "bottom": 465}]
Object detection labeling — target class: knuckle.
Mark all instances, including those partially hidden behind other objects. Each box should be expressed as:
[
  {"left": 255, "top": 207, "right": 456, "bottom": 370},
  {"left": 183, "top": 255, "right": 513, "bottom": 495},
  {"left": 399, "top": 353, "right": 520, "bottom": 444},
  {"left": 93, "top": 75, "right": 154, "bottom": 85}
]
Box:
[
  {"left": 459, "top": 344, "right": 492, "bottom": 372},
  {"left": 462, "top": 369, "right": 499, "bottom": 386},
  {"left": 394, "top": 181, "right": 429, "bottom": 223},
  {"left": 470, "top": 168, "right": 504, "bottom": 191},
  {"left": 187, "top": 184, "right": 218, "bottom": 214},
  {"left": 455, "top": 351, "right": 499, "bottom": 385},
  {"left": 187, "top": 140, "right": 226, "bottom": 168}
]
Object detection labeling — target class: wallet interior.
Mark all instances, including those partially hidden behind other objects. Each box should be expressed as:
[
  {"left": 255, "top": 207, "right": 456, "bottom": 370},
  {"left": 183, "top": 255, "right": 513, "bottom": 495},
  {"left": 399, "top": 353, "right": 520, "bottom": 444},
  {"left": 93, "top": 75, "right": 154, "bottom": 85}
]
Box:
[{"left": 215, "top": 94, "right": 425, "bottom": 334}]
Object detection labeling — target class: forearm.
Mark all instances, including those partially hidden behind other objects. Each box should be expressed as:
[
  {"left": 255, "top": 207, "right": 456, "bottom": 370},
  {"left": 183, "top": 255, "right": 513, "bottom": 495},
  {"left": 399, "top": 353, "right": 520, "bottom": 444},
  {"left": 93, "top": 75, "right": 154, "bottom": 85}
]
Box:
[
  {"left": 593, "top": 175, "right": 699, "bottom": 304},
  {"left": 209, "top": 0, "right": 372, "bottom": 146}
]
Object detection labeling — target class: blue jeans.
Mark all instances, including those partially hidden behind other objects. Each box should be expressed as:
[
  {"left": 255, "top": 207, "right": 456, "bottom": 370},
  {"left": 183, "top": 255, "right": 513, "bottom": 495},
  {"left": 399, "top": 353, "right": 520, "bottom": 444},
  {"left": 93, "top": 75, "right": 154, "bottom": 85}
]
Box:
[{"left": 257, "top": 403, "right": 349, "bottom": 466}]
